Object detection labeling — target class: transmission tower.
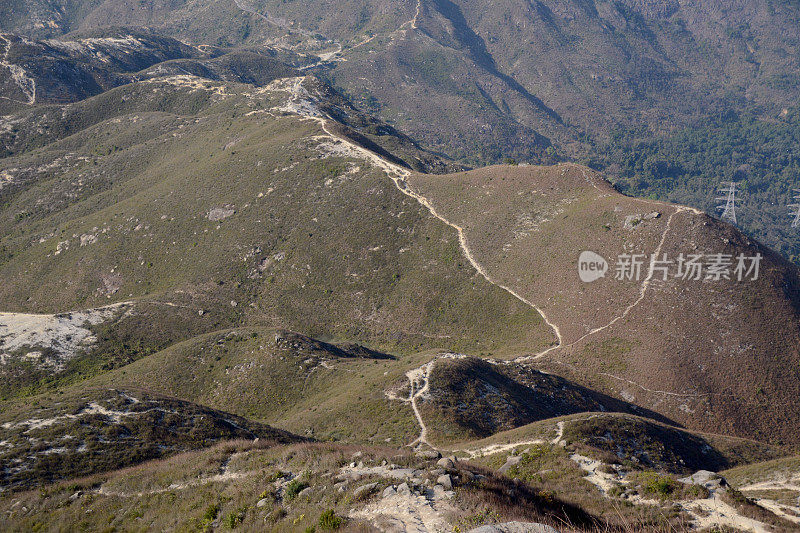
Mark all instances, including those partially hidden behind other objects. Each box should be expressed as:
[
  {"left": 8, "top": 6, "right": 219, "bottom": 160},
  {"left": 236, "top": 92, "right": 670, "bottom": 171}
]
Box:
[
  {"left": 788, "top": 188, "right": 800, "bottom": 228},
  {"left": 716, "top": 182, "right": 738, "bottom": 224}
]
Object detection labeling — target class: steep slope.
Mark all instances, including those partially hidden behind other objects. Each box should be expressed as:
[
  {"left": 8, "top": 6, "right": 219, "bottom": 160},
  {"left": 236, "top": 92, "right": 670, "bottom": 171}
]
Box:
[{"left": 407, "top": 163, "right": 800, "bottom": 445}]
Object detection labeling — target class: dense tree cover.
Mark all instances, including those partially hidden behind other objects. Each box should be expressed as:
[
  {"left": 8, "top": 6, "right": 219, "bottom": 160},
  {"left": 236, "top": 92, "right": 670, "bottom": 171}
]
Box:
[{"left": 587, "top": 108, "right": 800, "bottom": 261}]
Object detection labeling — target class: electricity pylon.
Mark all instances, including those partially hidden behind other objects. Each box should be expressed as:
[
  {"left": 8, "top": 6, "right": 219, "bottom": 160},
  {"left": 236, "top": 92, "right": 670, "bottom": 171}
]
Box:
[
  {"left": 716, "top": 182, "right": 737, "bottom": 224},
  {"left": 788, "top": 188, "right": 800, "bottom": 228}
]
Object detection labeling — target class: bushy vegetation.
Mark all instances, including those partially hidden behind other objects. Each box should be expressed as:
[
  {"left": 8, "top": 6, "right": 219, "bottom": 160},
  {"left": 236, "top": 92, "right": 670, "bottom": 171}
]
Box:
[
  {"left": 590, "top": 107, "right": 800, "bottom": 261},
  {"left": 285, "top": 479, "right": 309, "bottom": 500},
  {"left": 317, "top": 508, "right": 343, "bottom": 530}
]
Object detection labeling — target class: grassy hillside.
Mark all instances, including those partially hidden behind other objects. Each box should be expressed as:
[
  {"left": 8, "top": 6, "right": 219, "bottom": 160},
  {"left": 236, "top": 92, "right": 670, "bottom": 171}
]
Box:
[
  {"left": 0, "top": 74, "right": 551, "bottom": 401},
  {"left": 408, "top": 163, "right": 800, "bottom": 445},
  {"left": 0, "top": 439, "right": 669, "bottom": 532},
  {"left": 417, "top": 356, "right": 670, "bottom": 444}
]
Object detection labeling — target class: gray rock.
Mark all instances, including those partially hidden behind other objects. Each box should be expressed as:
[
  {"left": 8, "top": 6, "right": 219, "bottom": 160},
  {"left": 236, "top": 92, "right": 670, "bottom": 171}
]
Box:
[
  {"left": 207, "top": 207, "right": 235, "bottom": 221},
  {"left": 69, "top": 491, "right": 82, "bottom": 501},
  {"left": 436, "top": 457, "right": 455, "bottom": 469},
  {"left": 467, "top": 522, "right": 559, "bottom": 533},
  {"left": 498, "top": 454, "right": 523, "bottom": 474},
  {"left": 353, "top": 482, "right": 379, "bottom": 499},
  {"left": 382, "top": 486, "right": 397, "bottom": 498},
  {"left": 678, "top": 470, "right": 719, "bottom": 484},
  {"left": 416, "top": 450, "right": 441, "bottom": 460},
  {"left": 430, "top": 468, "right": 445, "bottom": 476},
  {"left": 437, "top": 474, "right": 452, "bottom": 490},
  {"left": 396, "top": 482, "right": 411, "bottom": 495},
  {"left": 334, "top": 481, "right": 348, "bottom": 492},
  {"left": 297, "top": 487, "right": 314, "bottom": 499},
  {"left": 256, "top": 498, "right": 271, "bottom": 508},
  {"left": 678, "top": 470, "right": 726, "bottom": 490}
]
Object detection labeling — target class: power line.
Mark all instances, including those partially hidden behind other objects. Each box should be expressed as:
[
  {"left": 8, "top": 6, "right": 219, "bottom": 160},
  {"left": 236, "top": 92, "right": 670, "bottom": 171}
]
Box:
[
  {"left": 788, "top": 188, "right": 800, "bottom": 228},
  {"left": 716, "top": 182, "right": 737, "bottom": 224}
]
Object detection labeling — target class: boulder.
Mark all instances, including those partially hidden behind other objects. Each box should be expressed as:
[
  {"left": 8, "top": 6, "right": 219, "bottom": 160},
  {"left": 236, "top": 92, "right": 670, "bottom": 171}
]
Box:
[
  {"left": 353, "top": 482, "right": 379, "bottom": 499},
  {"left": 678, "top": 470, "right": 726, "bottom": 490},
  {"left": 416, "top": 450, "right": 442, "bottom": 460},
  {"left": 436, "top": 457, "right": 455, "bottom": 469}
]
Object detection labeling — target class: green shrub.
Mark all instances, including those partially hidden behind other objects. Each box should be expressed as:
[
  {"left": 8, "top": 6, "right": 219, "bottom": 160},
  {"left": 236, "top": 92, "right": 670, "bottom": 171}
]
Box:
[
  {"left": 222, "top": 506, "right": 247, "bottom": 529},
  {"left": 285, "top": 479, "right": 309, "bottom": 500},
  {"left": 198, "top": 503, "right": 220, "bottom": 531},
  {"left": 318, "top": 509, "right": 343, "bottom": 530},
  {"left": 638, "top": 472, "right": 679, "bottom": 498}
]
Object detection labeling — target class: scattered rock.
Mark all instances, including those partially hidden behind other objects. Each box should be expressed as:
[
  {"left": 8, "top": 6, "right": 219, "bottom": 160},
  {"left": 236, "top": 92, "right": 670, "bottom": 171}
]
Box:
[
  {"left": 416, "top": 450, "right": 441, "bottom": 460},
  {"left": 207, "top": 207, "right": 235, "bottom": 221},
  {"left": 499, "top": 455, "right": 523, "bottom": 474},
  {"left": 256, "top": 498, "right": 270, "bottom": 508},
  {"left": 353, "top": 482, "right": 379, "bottom": 500},
  {"left": 437, "top": 474, "right": 452, "bottom": 490},
  {"left": 396, "top": 482, "right": 411, "bottom": 495},
  {"left": 69, "top": 491, "right": 82, "bottom": 501},
  {"left": 297, "top": 486, "right": 313, "bottom": 499},
  {"left": 678, "top": 470, "right": 727, "bottom": 489},
  {"left": 382, "top": 486, "right": 397, "bottom": 498},
  {"left": 436, "top": 457, "right": 455, "bottom": 469}
]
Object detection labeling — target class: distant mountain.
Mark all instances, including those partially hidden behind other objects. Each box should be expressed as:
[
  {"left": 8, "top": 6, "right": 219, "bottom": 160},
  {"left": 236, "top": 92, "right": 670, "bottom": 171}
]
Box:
[{"left": 3, "top": 1, "right": 799, "bottom": 260}]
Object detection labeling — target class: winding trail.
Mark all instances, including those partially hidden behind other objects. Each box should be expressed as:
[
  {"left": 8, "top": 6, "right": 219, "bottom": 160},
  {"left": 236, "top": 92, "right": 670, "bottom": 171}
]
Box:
[
  {"left": 96, "top": 451, "right": 250, "bottom": 498},
  {"left": 406, "top": 361, "right": 435, "bottom": 448},
  {"left": 265, "top": 76, "right": 711, "bottom": 447},
  {"left": 456, "top": 419, "right": 566, "bottom": 458},
  {"left": 556, "top": 204, "right": 695, "bottom": 352},
  {"left": 401, "top": 0, "right": 423, "bottom": 30},
  {"left": 268, "top": 76, "right": 563, "bottom": 360}
]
